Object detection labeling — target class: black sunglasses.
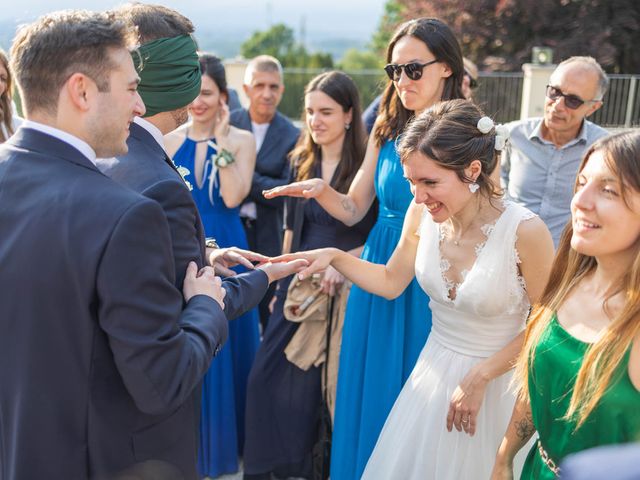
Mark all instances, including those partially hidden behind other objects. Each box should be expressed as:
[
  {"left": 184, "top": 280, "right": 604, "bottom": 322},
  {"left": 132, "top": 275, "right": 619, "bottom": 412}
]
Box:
[
  {"left": 545, "top": 85, "right": 599, "bottom": 110},
  {"left": 384, "top": 59, "right": 439, "bottom": 81}
]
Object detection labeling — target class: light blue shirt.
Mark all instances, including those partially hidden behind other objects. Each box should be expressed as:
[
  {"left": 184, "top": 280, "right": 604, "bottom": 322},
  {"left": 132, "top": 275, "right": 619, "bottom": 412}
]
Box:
[{"left": 501, "top": 117, "right": 608, "bottom": 246}]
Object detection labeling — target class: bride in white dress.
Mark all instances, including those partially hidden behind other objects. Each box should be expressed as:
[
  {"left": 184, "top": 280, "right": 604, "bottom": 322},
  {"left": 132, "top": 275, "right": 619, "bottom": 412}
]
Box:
[{"left": 273, "top": 99, "right": 555, "bottom": 479}]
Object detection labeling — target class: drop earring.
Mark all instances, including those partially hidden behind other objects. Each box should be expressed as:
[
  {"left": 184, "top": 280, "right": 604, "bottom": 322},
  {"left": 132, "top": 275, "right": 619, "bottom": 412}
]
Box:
[
  {"left": 345, "top": 123, "right": 351, "bottom": 130},
  {"left": 468, "top": 182, "right": 479, "bottom": 193}
]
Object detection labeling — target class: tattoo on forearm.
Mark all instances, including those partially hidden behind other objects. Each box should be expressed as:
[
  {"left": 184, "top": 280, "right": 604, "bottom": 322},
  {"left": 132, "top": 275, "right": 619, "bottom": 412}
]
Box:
[
  {"left": 515, "top": 412, "right": 535, "bottom": 441},
  {"left": 341, "top": 197, "right": 357, "bottom": 217}
]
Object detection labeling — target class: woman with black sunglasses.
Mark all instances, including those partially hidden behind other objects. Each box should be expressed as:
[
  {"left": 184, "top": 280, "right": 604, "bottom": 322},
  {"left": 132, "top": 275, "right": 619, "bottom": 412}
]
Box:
[{"left": 264, "top": 18, "right": 465, "bottom": 480}]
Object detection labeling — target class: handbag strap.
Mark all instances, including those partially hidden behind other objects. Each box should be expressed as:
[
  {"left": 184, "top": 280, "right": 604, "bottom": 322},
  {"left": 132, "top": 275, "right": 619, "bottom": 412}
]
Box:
[{"left": 323, "top": 295, "right": 335, "bottom": 403}]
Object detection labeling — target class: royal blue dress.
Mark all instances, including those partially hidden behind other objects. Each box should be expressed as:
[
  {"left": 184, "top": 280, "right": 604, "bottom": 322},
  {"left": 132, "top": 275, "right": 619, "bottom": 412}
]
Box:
[
  {"left": 330, "top": 139, "right": 432, "bottom": 480},
  {"left": 172, "top": 136, "right": 261, "bottom": 478}
]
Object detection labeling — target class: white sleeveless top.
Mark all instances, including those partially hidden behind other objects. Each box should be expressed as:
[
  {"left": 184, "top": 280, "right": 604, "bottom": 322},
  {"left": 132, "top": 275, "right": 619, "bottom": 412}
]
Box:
[{"left": 415, "top": 200, "right": 535, "bottom": 357}]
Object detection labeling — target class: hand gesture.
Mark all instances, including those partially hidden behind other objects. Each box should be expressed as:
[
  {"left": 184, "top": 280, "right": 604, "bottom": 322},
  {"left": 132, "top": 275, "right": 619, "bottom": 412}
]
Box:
[
  {"left": 208, "top": 246, "right": 270, "bottom": 276},
  {"left": 263, "top": 178, "right": 327, "bottom": 200},
  {"left": 258, "top": 259, "right": 310, "bottom": 284},
  {"left": 270, "top": 248, "right": 339, "bottom": 281},
  {"left": 183, "top": 262, "right": 226, "bottom": 309},
  {"left": 213, "top": 101, "right": 231, "bottom": 142},
  {"left": 321, "top": 265, "right": 344, "bottom": 296},
  {"left": 446, "top": 367, "right": 489, "bottom": 436}
]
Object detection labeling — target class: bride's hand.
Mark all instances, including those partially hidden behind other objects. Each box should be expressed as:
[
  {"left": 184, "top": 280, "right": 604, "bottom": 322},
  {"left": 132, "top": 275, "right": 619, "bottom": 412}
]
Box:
[
  {"left": 263, "top": 178, "right": 327, "bottom": 199},
  {"left": 446, "top": 366, "right": 489, "bottom": 436},
  {"left": 270, "top": 248, "right": 340, "bottom": 280}
]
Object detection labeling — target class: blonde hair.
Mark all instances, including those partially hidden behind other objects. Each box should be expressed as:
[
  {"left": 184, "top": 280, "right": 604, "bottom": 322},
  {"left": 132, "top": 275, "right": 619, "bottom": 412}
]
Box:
[{"left": 514, "top": 131, "right": 640, "bottom": 428}]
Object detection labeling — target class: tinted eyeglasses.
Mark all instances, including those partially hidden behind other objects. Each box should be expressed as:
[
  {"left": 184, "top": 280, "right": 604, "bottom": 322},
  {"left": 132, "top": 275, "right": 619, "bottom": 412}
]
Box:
[
  {"left": 384, "top": 59, "right": 439, "bottom": 82},
  {"left": 545, "top": 85, "right": 599, "bottom": 110}
]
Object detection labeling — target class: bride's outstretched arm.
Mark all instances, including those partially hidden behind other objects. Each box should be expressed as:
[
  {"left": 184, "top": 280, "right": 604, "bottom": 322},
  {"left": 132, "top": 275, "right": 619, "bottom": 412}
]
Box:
[
  {"left": 272, "top": 201, "right": 424, "bottom": 299},
  {"left": 447, "top": 215, "right": 554, "bottom": 436}
]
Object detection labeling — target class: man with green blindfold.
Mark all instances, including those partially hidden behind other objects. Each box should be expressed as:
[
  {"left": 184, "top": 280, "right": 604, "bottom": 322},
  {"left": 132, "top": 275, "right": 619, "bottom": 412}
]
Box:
[{"left": 96, "top": 4, "right": 307, "bottom": 479}]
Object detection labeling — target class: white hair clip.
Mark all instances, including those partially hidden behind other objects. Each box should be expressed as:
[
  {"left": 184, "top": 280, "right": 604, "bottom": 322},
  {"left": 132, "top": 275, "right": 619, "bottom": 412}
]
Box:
[
  {"left": 477, "top": 116, "right": 509, "bottom": 151},
  {"left": 477, "top": 116, "right": 494, "bottom": 134}
]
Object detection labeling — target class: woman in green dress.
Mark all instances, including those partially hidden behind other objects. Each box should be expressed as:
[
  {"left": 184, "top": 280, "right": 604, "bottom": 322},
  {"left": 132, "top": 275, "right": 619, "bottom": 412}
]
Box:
[{"left": 491, "top": 130, "right": 640, "bottom": 480}]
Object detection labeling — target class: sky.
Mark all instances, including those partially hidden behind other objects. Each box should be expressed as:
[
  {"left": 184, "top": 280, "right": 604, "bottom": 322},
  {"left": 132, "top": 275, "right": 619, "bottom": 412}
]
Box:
[{"left": 0, "top": 0, "right": 387, "bottom": 47}]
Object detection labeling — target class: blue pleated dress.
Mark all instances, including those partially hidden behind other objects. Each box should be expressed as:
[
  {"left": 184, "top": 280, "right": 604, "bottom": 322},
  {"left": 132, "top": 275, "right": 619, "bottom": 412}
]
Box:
[
  {"left": 330, "top": 139, "right": 432, "bottom": 480},
  {"left": 172, "top": 137, "right": 261, "bottom": 478}
]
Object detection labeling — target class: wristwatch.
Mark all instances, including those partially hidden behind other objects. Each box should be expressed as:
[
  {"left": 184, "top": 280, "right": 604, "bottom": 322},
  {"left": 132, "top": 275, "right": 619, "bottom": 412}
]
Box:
[{"left": 205, "top": 237, "right": 219, "bottom": 249}]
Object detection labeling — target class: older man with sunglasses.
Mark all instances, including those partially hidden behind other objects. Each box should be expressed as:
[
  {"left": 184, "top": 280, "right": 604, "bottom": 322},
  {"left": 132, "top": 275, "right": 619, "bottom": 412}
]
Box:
[{"left": 501, "top": 56, "right": 608, "bottom": 246}]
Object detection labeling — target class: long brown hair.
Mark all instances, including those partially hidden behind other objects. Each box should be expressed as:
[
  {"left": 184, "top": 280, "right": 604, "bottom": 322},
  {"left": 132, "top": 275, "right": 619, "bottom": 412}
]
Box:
[
  {"left": 291, "top": 71, "right": 367, "bottom": 194},
  {"left": 374, "top": 18, "right": 464, "bottom": 147},
  {"left": 515, "top": 131, "right": 640, "bottom": 428},
  {"left": 0, "top": 50, "right": 14, "bottom": 142}
]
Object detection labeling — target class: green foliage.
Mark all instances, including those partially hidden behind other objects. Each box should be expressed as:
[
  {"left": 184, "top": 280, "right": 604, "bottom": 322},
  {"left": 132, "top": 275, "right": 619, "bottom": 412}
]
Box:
[
  {"left": 279, "top": 69, "right": 386, "bottom": 120},
  {"left": 338, "top": 48, "right": 384, "bottom": 70},
  {"left": 240, "top": 23, "right": 295, "bottom": 60},
  {"left": 240, "top": 23, "right": 334, "bottom": 69},
  {"left": 395, "top": 0, "right": 640, "bottom": 73},
  {"left": 370, "top": 0, "right": 406, "bottom": 55}
]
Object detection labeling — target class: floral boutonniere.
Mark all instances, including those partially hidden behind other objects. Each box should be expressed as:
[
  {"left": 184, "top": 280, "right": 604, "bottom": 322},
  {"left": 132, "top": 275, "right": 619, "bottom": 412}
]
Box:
[{"left": 176, "top": 165, "right": 193, "bottom": 191}]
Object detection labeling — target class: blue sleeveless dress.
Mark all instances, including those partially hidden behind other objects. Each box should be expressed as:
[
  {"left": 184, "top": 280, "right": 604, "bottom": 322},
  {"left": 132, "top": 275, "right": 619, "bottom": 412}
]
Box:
[
  {"left": 172, "top": 137, "right": 261, "bottom": 478},
  {"left": 330, "top": 139, "right": 432, "bottom": 480}
]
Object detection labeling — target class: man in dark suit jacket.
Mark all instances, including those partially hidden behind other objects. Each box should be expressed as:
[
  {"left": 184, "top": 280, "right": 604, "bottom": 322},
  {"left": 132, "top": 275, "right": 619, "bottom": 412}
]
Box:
[
  {"left": 101, "top": 5, "right": 295, "bottom": 319},
  {"left": 0, "top": 11, "right": 227, "bottom": 480},
  {"left": 95, "top": 5, "right": 305, "bottom": 477},
  {"left": 230, "top": 55, "right": 300, "bottom": 326}
]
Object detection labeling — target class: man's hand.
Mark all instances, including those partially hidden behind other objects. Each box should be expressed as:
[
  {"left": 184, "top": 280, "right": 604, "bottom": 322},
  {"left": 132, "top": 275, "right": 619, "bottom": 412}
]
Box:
[
  {"left": 207, "top": 247, "right": 270, "bottom": 276},
  {"left": 258, "top": 259, "right": 310, "bottom": 284},
  {"left": 183, "top": 262, "right": 226, "bottom": 309}
]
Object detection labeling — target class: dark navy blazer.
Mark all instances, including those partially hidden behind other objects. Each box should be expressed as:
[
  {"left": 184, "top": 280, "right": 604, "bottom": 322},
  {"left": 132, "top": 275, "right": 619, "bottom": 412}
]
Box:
[
  {"left": 230, "top": 108, "right": 300, "bottom": 257},
  {"left": 0, "top": 128, "right": 226, "bottom": 479},
  {"left": 97, "top": 121, "right": 270, "bottom": 319}
]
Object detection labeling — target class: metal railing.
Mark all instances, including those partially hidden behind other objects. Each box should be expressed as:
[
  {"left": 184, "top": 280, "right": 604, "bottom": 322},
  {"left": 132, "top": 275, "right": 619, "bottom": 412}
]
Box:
[
  {"left": 591, "top": 75, "right": 640, "bottom": 128},
  {"left": 281, "top": 68, "right": 640, "bottom": 129},
  {"left": 281, "top": 68, "right": 524, "bottom": 124},
  {"left": 281, "top": 68, "right": 385, "bottom": 120},
  {"left": 474, "top": 72, "right": 523, "bottom": 124}
]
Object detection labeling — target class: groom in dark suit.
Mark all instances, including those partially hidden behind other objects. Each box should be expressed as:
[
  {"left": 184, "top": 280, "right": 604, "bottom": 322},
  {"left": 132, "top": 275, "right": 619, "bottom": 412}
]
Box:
[
  {"left": 230, "top": 55, "right": 300, "bottom": 326},
  {"left": 95, "top": 4, "right": 305, "bottom": 477},
  {"left": 98, "top": 4, "right": 287, "bottom": 321},
  {"left": 0, "top": 11, "right": 228, "bottom": 480}
]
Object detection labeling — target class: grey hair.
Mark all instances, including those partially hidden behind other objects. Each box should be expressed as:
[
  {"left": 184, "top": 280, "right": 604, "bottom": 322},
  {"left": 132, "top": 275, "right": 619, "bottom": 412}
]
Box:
[
  {"left": 557, "top": 56, "right": 609, "bottom": 100},
  {"left": 243, "top": 54, "right": 283, "bottom": 85}
]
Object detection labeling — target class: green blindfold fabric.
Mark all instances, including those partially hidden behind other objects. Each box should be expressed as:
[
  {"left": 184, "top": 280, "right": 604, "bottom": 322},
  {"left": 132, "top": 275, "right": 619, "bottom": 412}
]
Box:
[{"left": 132, "top": 34, "right": 201, "bottom": 117}]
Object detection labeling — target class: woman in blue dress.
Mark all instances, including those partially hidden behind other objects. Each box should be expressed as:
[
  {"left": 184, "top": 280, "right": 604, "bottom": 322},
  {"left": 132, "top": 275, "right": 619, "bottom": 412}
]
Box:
[
  {"left": 264, "top": 18, "right": 466, "bottom": 479},
  {"left": 244, "top": 71, "right": 376, "bottom": 480},
  {"left": 165, "top": 53, "right": 260, "bottom": 478}
]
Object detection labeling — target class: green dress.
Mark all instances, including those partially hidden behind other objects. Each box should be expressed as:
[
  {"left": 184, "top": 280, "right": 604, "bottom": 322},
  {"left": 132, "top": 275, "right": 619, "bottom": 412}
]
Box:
[{"left": 521, "top": 314, "right": 640, "bottom": 479}]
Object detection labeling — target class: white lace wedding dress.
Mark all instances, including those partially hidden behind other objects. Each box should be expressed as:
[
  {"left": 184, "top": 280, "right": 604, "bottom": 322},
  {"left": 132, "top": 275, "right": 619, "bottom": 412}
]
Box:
[{"left": 361, "top": 201, "right": 535, "bottom": 480}]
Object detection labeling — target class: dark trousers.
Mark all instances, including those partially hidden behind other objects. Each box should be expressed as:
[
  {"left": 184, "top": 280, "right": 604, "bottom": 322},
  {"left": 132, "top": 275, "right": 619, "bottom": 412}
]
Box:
[{"left": 242, "top": 216, "right": 276, "bottom": 330}]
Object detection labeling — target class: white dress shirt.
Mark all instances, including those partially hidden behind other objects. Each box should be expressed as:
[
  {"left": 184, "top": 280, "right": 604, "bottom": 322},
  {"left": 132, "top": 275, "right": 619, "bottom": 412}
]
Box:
[{"left": 20, "top": 119, "right": 97, "bottom": 165}]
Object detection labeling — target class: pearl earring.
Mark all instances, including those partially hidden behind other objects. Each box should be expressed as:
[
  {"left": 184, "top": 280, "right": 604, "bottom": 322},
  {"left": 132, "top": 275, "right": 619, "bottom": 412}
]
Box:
[
  {"left": 345, "top": 123, "right": 351, "bottom": 130},
  {"left": 468, "top": 182, "right": 479, "bottom": 193}
]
